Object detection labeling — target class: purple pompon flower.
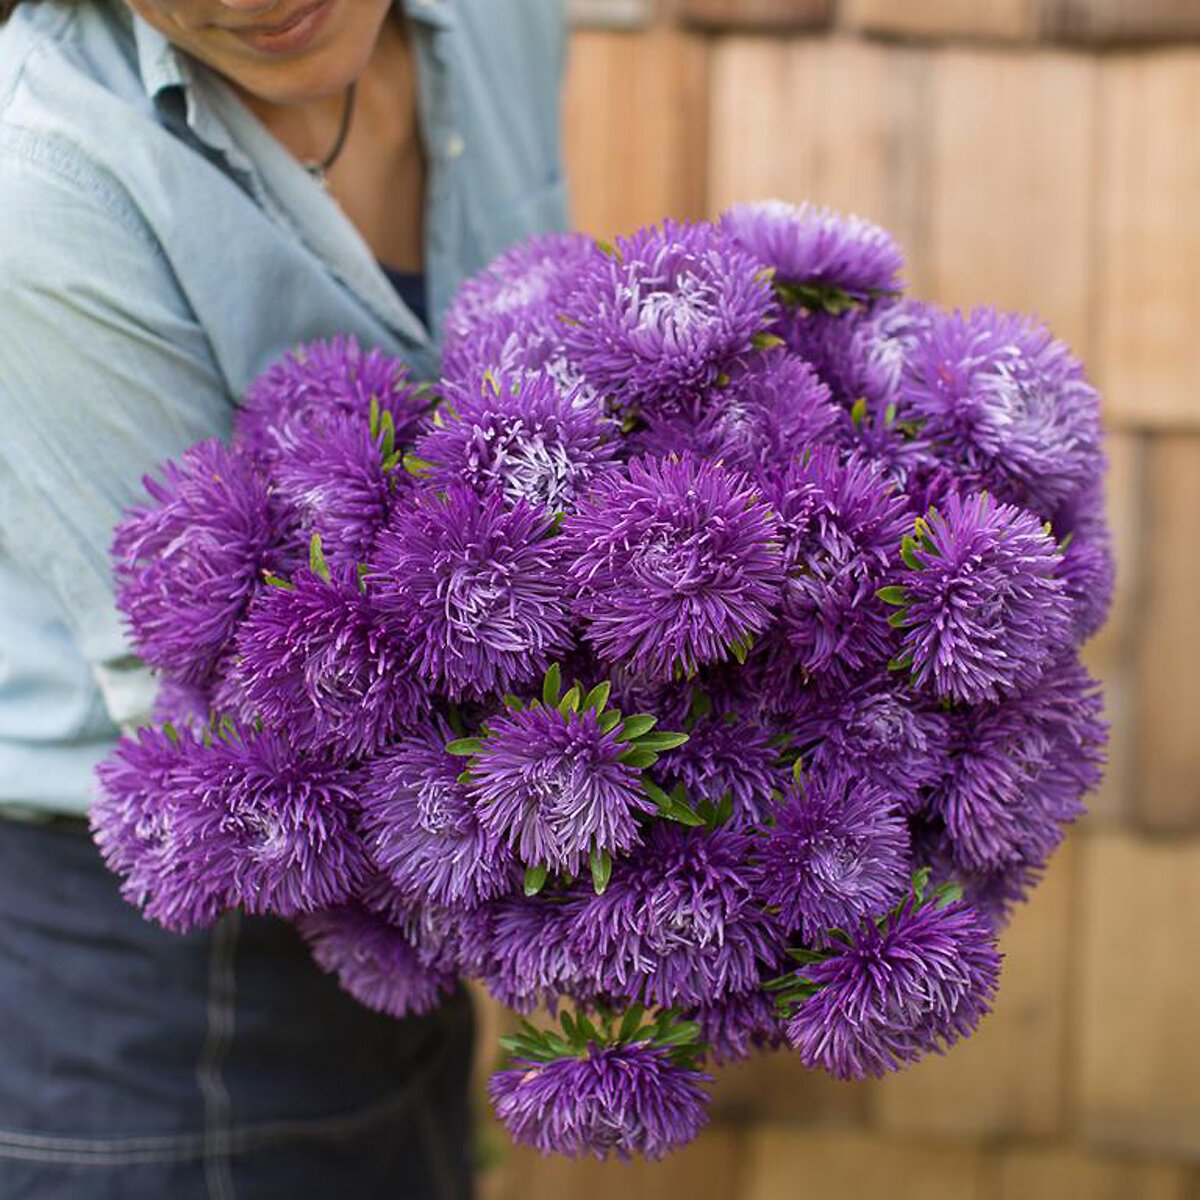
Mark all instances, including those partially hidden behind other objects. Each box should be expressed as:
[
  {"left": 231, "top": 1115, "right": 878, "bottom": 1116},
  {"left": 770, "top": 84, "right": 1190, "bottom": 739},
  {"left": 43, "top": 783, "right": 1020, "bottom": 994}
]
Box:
[
  {"left": 416, "top": 367, "right": 618, "bottom": 510},
  {"left": 723, "top": 200, "right": 905, "bottom": 300},
  {"left": 784, "top": 897, "right": 1001, "bottom": 1080},
  {"left": 926, "top": 653, "right": 1106, "bottom": 872},
  {"left": 563, "top": 455, "right": 783, "bottom": 680},
  {"left": 632, "top": 351, "right": 840, "bottom": 478},
  {"left": 754, "top": 767, "right": 912, "bottom": 944},
  {"left": 655, "top": 711, "right": 786, "bottom": 827},
  {"left": 762, "top": 447, "right": 912, "bottom": 686},
  {"left": 358, "top": 719, "right": 518, "bottom": 909},
  {"left": 489, "top": 1041, "right": 711, "bottom": 1161},
  {"left": 231, "top": 566, "right": 424, "bottom": 758},
  {"left": 268, "top": 411, "right": 410, "bottom": 568},
  {"left": 568, "top": 823, "right": 785, "bottom": 1007},
  {"left": 691, "top": 989, "right": 786, "bottom": 1065},
  {"left": 370, "top": 485, "right": 572, "bottom": 700},
  {"left": 467, "top": 704, "right": 654, "bottom": 875},
  {"left": 477, "top": 894, "right": 597, "bottom": 1013},
  {"left": 113, "top": 439, "right": 281, "bottom": 687},
  {"left": 561, "top": 220, "right": 776, "bottom": 412},
  {"left": 899, "top": 307, "right": 1104, "bottom": 516},
  {"left": 891, "top": 491, "right": 1074, "bottom": 705},
  {"left": 236, "top": 336, "right": 429, "bottom": 464},
  {"left": 297, "top": 904, "right": 457, "bottom": 1019},
  {"left": 1051, "top": 479, "right": 1115, "bottom": 642}
]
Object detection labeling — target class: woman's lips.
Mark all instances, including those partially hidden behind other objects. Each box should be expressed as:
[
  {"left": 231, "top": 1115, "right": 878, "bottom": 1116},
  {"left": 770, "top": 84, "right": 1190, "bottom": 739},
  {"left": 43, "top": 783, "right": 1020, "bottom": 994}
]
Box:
[{"left": 226, "top": 0, "right": 337, "bottom": 56}]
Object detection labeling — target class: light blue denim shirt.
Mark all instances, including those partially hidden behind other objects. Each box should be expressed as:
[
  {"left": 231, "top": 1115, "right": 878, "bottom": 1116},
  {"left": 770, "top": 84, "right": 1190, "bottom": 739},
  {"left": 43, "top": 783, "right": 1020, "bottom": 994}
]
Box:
[{"left": 0, "top": 0, "right": 570, "bottom": 815}]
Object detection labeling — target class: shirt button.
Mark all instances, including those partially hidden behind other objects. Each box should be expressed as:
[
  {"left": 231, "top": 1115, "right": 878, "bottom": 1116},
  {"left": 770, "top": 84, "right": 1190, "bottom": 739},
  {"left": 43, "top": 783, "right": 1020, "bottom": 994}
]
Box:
[{"left": 446, "top": 133, "right": 466, "bottom": 160}]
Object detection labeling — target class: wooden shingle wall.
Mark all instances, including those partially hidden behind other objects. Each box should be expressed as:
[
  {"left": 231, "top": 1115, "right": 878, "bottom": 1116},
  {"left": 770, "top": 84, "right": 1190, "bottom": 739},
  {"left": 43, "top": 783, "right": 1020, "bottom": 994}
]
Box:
[{"left": 482, "top": 1, "right": 1200, "bottom": 1195}]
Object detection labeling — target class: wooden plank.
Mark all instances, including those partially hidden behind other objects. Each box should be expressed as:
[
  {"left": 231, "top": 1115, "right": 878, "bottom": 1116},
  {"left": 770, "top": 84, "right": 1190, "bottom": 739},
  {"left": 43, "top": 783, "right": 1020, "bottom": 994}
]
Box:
[
  {"left": 1132, "top": 437, "right": 1200, "bottom": 831},
  {"left": 710, "top": 1053, "right": 870, "bottom": 1125},
  {"left": 924, "top": 47, "right": 1096, "bottom": 355},
  {"left": 841, "top": 0, "right": 1037, "bottom": 41},
  {"left": 708, "top": 37, "right": 930, "bottom": 291},
  {"left": 569, "top": 0, "right": 655, "bottom": 30},
  {"left": 870, "top": 838, "right": 1075, "bottom": 1137},
  {"left": 564, "top": 28, "right": 709, "bottom": 238},
  {"left": 1042, "top": 0, "right": 1200, "bottom": 43},
  {"left": 1077, "top": 831, "right": 1200, "bottom": 1155},
  {"left": 683, "top": 0, "right": 834, "bottom": 30},
  {"left": 994, "top": 1147, "right": 1192, "bottom": 1200},
  {"left": 1096, "top": 52, "right": 1200, "bottom": 430}
]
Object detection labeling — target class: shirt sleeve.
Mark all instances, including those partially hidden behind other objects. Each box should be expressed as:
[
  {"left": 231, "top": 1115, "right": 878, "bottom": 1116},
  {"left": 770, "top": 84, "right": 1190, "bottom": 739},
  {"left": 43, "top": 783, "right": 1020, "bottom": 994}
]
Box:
[{"left": 0, "top": 142, "right": 234, "bottom": 726}]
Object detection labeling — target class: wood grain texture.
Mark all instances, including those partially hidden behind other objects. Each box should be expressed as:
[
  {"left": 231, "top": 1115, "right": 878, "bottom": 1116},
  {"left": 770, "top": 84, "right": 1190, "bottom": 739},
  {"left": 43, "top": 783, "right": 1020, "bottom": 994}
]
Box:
[
  {"left": 683, "top": 0, "right": 834, "bottom": 30},
  {"left": 1077, "top": 831, "right": 1200, "bottom": 1154},
  {"left": 994, "top": 1148, "right": 1193, "bottom": 1200},
  {"left": 924, "top": 48, "right": 1096, "bottom": 354},
  {"left": 1096, "top": 52, "right": 1200, "bottom": 429},
  {"left": 708, "top": 37, "right": 930, "bottom": 290},
  {"left": 564, "top": 28, "right": 709, "bottom": 237},
  {"left": 841, "top": 0, "right": 1037, "bottom": 41},
  {"left": 1042, "top": 0, "right": 1200, "bottom": 43}
]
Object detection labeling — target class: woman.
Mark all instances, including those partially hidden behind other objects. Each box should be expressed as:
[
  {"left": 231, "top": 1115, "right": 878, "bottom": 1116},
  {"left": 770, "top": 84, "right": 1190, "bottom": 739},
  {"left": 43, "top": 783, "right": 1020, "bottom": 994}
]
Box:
[{"left": 0, "top": 0, "right": 569, "bottom": 1195}]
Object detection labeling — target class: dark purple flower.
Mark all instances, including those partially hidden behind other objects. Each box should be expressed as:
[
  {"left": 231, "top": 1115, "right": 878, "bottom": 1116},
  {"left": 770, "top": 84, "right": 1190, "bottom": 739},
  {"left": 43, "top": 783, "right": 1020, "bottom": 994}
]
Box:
[
  {"left": 784, "top": 897, "right": 1001, "bottom": 1079},
  {"left": 561, "top": 220, "right": 776, "bottom": 412},
  {"left": 899, "top": 307, "right": 1104, "bottom": 516},
  {"left": 358, "top": 719, "right": 518, "bottom": 908},
  {"left": 113, "top": 440, "right": 280, "bottom": 687},
  {"left": 416, "top": 367, "right": 618, "bottom": 510},
  {"left": 297, "top": 904, "right": 458, "bottom": 1018},
  {"left": 370, "top": 485, "right": 572, "bottom": 700},
  {"left": 489, "top": 1040, "right": 711, "bottom": 1160},
  {"left": 568, "top": 823, "right": 785, "bottom": 1007},
  {"left": 231, "top": 566, "right": 424, "bottom": 758},
  {"left": 754, "top": 766, "right": 911, "bottom": 944},
  {"left": 564, "top": 455, "right": 783, "bottom": 680},
  {"left": 763, "top": 447, "right": 912, "bottom": 686},
  {"left": 1051, "top": 479, "right": 1115, "bottom": 642},
  {"left": 723, "top": 199, "right": 904, "bottom": 300},
  {"left": 467, "top": 704, "right": 654, "bottom": 874},
  {"left": 891, "top": 491, "right": 1074, "bottom": 704},
  {"left": 691, "top": 989, "right": 786, "bottom": 1064},
  {"left": 236, "top": 336, "right": 428, "bottom": 463}
]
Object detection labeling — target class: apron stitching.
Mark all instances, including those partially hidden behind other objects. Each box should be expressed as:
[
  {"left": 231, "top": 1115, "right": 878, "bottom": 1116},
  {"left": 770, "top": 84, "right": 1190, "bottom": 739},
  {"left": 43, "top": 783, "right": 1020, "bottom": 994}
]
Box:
[{"left": 197, "top": 911, "right": 239, "bottom": 1200}]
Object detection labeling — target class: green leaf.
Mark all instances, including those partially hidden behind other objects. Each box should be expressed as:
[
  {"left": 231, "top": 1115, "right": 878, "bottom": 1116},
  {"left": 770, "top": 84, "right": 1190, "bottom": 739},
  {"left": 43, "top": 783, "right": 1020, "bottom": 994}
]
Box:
[
  {"left": 729, "top": 637, "right": 751, "bottom": 665},
  {"left": 751, "top": 331, "right": 785, "bottom": 352},
  {"left": 850, "top": 396, "right": 868, "bottom": 430},
  {"left": 876, "top": 586, "right": 909, "bottom": 607},
  {"left": 262, "top": 572, "right": 294, "bottom": 590},
  {"left": 502, "top": 694, "right": 525, "bottom": 711},
  {"left": 558, "top": 685, "right": 582, "bottom": 715},
  {"left": 634, "top": 731, "right": 689, "bottom": 752},
  {"left": 402, "top": 453, "right": 434, "bottom": 478},
  {"left": 618, "top": 1004, "right": 645, "bottom": 1042},
  {"left": 654, "top": 1021, "right": 701, "bottom": 1048},
  {"left": 900, "top": 535, "right": 923, "bottom": 571},
  {"left": 887, "top": 609, "right": 912, "bottom": 628},
  {"left": 560, "top": 1010, "right": 577, "bottom": 1041},
  {"left": 369, "top": 395, "right": 381, "bottom": 439},
  {"left": 597, "top": 709, "right": 623, "bottom": 735},
  {"left": 524, "top": 864, "right": 549, "bottom": 897},
  {"left": 309, "top": 533, "right": 331, "bottom": 583},
  {"left": 791, "top": 756, "right": 805, "bottom": 786},
  {"left": 618, "top": 747, "right": 658, "bottom": 769},
  {"left": 446, "top": 738, "right": 484, "bottom": 756},
  {"left": 590, "top": 848, "right": 613, "bottom": 896},
  {"left": 617, "top": 714, "right": 657, "bottom": 741},
  {"left": 378, "top": 409, "right": 396, "bottom": 461},
  {"left": 912, "top": 866, "right": 931, "bottom": 904},
  {"left": 887, "top": 653, "right": 915, "bottom": 673},
  {"left": 582, "top": 681, "right": 611, "bottom": 713},
  {"left": 542, "top": 663, "right": 562, "bottom": 708}
]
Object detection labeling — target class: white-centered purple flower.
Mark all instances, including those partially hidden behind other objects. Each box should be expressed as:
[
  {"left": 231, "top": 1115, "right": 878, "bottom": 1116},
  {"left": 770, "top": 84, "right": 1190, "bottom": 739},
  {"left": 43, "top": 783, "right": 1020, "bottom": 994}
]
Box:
[
  {"left": 561, "top": 220, "right": 776, "bottom": 412},
  {"left": 417, "top": 367, "right": 618, "bottom": 510},
  {"left": 564, "top": 455, "right": 784, "bottom": 680},
  {"left": 754, "top": 766, "right": 912, "bottom": 944},
  {"left": 489, "top": 1040, "right": 711, "bottom": 1161},
  {"left": 722, "top": 199, "right": 905, "bottom": 300},
  {"left": 783, "top": 896, "right": 1001, "bottom": 1079},
  {"left": 370, "top": 485, "right": 572, "bottom": 700},
  {"left": 467, "top": 704, "right": 654, "bottom": 875},
  {"left": 890, "top": 491, "right": 1074, "bottom": 704}
]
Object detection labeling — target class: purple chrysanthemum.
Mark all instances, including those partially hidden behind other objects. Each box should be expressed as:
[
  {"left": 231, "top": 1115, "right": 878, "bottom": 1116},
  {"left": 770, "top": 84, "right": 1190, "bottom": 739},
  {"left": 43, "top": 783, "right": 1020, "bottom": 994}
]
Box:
[
  {"left": 632, "top": 351, "right": 840, "bottom": 478},
  {"left": 690, "top": 989, "right": 786, "bottom": 1065},
  {"left": 416, "top": 367, "right": 618, "bottom": 510},
  {"left": 1051, "top": 479, "right": 1115, "bottom": 642},
  {"left": 564, "top": 455, "right": 783, "bottom": 679},
  {"left": 297, "top": 904, "right": 458, "bottom": 1019},
  {"left": 891, "top": 491, "right": 1074, "bottom": 704},
  {"left": 722, "top": 200, "right": 905, "bottom": 299},
  {"left": 231, "top": 566, "right": 424, "bottom": 758},
  {"left": 561, "top": 220, "right": 776, "bottom": 412},
  {"left": 489, "top": 1041, "right": 711, "bottom": 1161},
  {"left": 370, "top": 485, "right": 572, "bottom": 700},
  {"left": 568, "top": 823, "right": 785, "bottom": 1007},
  {"left": 763, "top": 447, "right": 912, "bottom": 686},
  {"left": 358, "top": 719, "right": 518, "bottom": 909},
  {"left": 236, "top": 335, "right": 428, "bottom": 463},
  {"left": 784, "top": 897, "right": 1001, "bottom": 1079},
  {"left": 754, "top": 767, "right": 911, "bottom": 944},
  {"left": 113, "top": 440, "right": 281, "bottom": 687},
  {"left": 467, "top": 704, "right": 654, "bottom": 874},
  {"left": 899, "top": 307, "right": 1104, "bottom": 515}
]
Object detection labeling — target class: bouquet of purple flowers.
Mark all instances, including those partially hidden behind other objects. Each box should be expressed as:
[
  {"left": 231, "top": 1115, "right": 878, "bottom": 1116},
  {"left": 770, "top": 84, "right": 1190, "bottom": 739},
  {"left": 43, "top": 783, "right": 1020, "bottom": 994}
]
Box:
[{"left": 93, "top": 201, "right": 1110, "bottom": 1161}]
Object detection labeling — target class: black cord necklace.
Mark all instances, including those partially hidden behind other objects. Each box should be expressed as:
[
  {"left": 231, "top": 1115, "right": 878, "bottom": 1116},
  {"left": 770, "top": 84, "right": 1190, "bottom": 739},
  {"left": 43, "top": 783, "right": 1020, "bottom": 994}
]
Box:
[{"left": 303, "top": 82, "right": 357, "bottom": 187}]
